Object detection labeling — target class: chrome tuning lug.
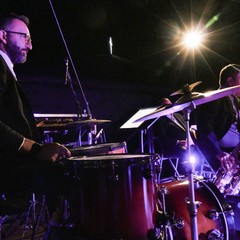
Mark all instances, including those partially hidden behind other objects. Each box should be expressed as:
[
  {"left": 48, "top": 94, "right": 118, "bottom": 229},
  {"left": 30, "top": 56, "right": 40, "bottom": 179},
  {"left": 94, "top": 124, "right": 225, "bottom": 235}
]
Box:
[
  {"left": 173, "top": 217, "right": 184, "bottom": 229},
  {"left": 208, "top": 204, "right": 234, "bottom": 221},
  {"left": 207, "top": 229, "right": 224, "bottom": 240}
]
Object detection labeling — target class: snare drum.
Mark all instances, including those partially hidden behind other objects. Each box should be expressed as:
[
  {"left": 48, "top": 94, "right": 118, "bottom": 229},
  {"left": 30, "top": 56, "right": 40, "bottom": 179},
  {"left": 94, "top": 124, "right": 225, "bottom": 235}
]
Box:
[
  {"left": 157, "top": 178, "right": 235, "bottom": 239},
  {"left": 59, "top": 154, "right": 159, "bottom": 239},
  {"left": 70, "top": 142, "right": 127, "bottom": 156}
]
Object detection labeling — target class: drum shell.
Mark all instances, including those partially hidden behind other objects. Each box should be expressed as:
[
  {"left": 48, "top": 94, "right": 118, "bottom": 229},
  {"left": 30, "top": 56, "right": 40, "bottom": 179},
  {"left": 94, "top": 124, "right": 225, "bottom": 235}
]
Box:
[
  {"left": 157, "top": 179, "right": 235, "bottom": 240},
  {"left": 64, "top": 156, "right": 157, "bottom": 239}
]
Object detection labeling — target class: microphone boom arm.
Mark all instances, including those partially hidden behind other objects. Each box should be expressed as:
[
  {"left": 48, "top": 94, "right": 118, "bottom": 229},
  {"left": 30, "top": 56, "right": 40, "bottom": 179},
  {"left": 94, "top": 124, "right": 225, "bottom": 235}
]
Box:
[{"left": 49, "top": 0, "right": 92, "bottom": 118}]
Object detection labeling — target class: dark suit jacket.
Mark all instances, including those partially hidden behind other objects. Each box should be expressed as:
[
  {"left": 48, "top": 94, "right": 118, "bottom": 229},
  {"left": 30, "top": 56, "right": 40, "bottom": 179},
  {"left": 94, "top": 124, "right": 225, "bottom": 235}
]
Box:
[
  {"left": 0, "top": 56, "right": 66, "bottom": 201},
  {"left": 0, "top": 55, "right": 40, "bottom": 192},
  {"left": 196, "top": 96, "right": 235, "bottom": 170}
]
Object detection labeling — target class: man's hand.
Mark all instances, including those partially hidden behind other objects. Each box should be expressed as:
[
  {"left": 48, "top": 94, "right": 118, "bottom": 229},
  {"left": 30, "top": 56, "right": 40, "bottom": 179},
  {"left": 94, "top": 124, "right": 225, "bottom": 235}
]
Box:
[
  {"left": 36, "top": 143, "right": 71, "bottom": 162},
  {"left": 20, "top": 138, "right": 71, "bottom": 162}
]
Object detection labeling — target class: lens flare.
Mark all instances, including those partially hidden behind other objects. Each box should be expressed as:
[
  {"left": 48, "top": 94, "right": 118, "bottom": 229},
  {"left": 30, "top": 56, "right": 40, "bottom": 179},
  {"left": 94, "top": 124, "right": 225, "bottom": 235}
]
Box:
[{"left": 182, "top": 30, "right": 204, "bottom": 49}]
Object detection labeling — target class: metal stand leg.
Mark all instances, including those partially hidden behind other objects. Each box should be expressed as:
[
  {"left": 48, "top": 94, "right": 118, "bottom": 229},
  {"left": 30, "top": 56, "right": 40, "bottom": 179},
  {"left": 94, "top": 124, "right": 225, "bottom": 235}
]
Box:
[
  {"left": 22, "top": 193, "right": 37, "bottom": 235},
  {"left": 0, "top": 215, "right": 8, "bottom": 240},
  {"left": 31, "top": 195, "right": 50, "bottom": 240},
  {"left": 168, "top": 158, "right": 181, "bottom": 178},
  {"left": 22, "top": 193, "right": 49, "bottom": 240},
  {"left": 43, "top": 196, "right": 74, "bottom": 240},
  {"left": 156, "top": 186, "right": 181, "bottom": 240},
  {"left": 44, "top": 165, "right": 75, "bottom": 240},
  {"left": 140, "top": 129, "right": 146, "bottom": 153},
  {"left": 183, "top": 104, "right": 199, "bottom": 240}
]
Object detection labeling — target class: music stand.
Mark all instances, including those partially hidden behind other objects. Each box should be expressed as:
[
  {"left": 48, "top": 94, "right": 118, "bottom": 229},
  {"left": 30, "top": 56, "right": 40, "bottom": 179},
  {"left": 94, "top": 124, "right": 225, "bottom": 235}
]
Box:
[{"left": 120, "top": 107, "right": 159, "bottom": 153}]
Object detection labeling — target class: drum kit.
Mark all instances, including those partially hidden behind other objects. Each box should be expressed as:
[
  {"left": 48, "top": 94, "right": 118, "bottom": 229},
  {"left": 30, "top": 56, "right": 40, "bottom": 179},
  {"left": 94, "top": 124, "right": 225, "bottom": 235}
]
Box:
[
  {"left": 34, "top": 85, "right": 240, "bottom": 239},
  {"left": 34, "top": 1, "right": 240, "bottom": 238}
]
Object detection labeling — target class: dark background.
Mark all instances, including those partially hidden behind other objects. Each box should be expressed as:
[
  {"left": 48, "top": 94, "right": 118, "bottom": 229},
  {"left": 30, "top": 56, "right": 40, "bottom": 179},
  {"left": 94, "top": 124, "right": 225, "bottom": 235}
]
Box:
[{"left": 2, "top": 0, "right": 240, "bottom": 147}]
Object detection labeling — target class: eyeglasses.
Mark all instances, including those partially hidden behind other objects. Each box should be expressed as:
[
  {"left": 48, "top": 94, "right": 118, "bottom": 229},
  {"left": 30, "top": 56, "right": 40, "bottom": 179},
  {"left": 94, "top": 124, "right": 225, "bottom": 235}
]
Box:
[{"left": 4, "top": 30, "right": 31, "bottom": 43}]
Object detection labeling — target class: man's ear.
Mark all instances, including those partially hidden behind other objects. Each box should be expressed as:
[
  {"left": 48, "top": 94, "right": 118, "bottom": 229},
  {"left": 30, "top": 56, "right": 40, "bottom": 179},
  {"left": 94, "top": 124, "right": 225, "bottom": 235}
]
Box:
[
  {"left": 0, "top": 30, "right": 7, "bottom": 44},
  {"left": 227, "top": 76, "right": 234, "bottom": 86}
]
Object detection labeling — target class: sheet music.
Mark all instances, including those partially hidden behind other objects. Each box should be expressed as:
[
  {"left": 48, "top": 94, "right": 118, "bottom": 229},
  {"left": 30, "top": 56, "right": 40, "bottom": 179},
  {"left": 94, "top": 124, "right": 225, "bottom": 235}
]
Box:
[{"left": 120, "top": 107, "right": 158, "bottom": 129}]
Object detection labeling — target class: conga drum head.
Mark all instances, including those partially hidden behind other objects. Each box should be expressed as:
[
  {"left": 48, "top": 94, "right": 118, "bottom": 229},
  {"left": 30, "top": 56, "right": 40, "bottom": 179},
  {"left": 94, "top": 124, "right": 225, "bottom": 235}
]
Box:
[{"left": 70, "top": 142, "right": 127, "bottom": 156}]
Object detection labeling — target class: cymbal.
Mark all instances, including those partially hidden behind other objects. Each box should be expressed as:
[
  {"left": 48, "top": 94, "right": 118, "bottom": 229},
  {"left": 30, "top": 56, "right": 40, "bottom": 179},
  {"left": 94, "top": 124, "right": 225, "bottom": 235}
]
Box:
[
  {"left": 135, "top": 85, "right": 240, "bottom": 122},
  {"left": 37, "top": 119, "right": 111, "bottom": 130},
  {"left": 36, "top": 121, "right": 69, "bottom": 130},
  {"left": 66, "top": 119, "right": 111, "bottom": 127},
  {"left": 170, "top": 81, "right": 202, "bottom": 96}
]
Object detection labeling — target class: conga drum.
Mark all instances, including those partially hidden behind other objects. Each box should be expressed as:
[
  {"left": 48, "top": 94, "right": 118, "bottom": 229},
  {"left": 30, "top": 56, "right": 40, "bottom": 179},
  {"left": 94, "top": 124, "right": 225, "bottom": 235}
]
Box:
[{"left": 54, "top": 154, "right": 160, "bottom": 240}]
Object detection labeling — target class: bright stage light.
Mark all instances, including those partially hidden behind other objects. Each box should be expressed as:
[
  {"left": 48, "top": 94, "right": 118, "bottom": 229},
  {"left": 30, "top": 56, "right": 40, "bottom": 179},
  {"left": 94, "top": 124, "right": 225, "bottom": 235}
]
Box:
[
  {"left": 182, "top": 29, "right": 204, "bottom": 49},
  {"left": 189, "top": 155, "right": 196, "bottom": 164}
]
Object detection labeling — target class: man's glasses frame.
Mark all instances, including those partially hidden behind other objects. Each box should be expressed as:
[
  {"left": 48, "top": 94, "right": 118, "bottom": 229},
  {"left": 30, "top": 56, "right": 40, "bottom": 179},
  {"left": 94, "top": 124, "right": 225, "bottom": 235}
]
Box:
[{"left": 4, "top": 30, "right": 31, "bottom": 42}]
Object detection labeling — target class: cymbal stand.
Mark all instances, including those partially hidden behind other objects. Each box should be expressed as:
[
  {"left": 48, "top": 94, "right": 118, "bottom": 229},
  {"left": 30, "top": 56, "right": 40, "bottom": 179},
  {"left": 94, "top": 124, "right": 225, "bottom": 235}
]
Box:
[
  {"left": 0, "top": 215, "right": 7, "bottom": 240},
  {"left": 30, "top": 195, "right": 50, "bottom": 240},
  {"left": 183, "top": 102, "right": 199, "bottom": 240},
  {"left": 22, "top": 193, "right": 49, "bottom": 240},
  {"left": 23, "top": 193, "right": 37, "bottom": 229},
  {"left": 0, "top": 193, "right": 7, "bottom": 240}
]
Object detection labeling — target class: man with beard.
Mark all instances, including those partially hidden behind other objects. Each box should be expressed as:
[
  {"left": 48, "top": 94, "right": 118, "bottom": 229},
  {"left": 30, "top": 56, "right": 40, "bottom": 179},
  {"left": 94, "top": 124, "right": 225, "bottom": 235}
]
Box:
[{"left": 0, "top": 13, "right": 71, "bottom": 217}]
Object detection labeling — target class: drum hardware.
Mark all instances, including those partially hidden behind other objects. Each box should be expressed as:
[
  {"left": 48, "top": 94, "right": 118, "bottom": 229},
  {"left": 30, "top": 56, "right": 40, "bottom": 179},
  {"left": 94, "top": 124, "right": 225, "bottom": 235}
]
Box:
[
  {"left": 208, "top": 204, "right": 234, "bottom": 221},
  {"left": 213, "top": 168, "right": 238, "bottom": 196},
  {"left": 228, "top": 172, "right": 240, "bottom": 195},
  {"left": 156, "top": 186, "right": 184, "bottom": 240},
  {"left": 184, "top": 197, "right": 202, "bottom": 210},
  {"left": 140, "top": 125, "right": 156, "bottom": 154},
  {"left": 44, "top": 173, "right": 75, "bottom": 240},
  {"left": 142, "top": 167, "right": 153, "bottom": 180},
  {"left": 154, "top": 159, "right": 163, "bottom": 183},
  {"left": 43, "top": 198, "right": 75, "bottom": 240},
  {"left": 22, "top": 193, "right": 50, "bottom": 240},
  {"left": 157, "top": 178, "right": 236, "bottom": 239},
  {"left": 109, "top": 160, "right": 119, "bottom": 182},
  {"left": 0, "top": 215, "right": 7, "bottom": 240},
  {"left": 24, "top": 193, "right": 37, "bottom": 226},
  {"left": 31, "top": 195, "right": 50, "bottom": 239},
  {"left": 206, "top": 229, "right": 224, "bottom": 239},
  {"left": 182, "top": 103, "right": 199, "bottom": 240},
  {"left": 146, "top": 228, "right": 163, "bottom": 240},
  {"left": 135, "top": 84, "right": 240, "bottom": 240},
  {"left": 94, "top": 128, "right": 105, "bottom": 144},
  {"left": 142, "top": 159, "right": 156, "bottom": 180},
  {"left": 48, "top": 197, "right": 74, "bottom": 229},
  {"left": 36, "top": 117, "right": 111, "bottom": 146},
  {"left": 214, "top": 141, "right": 240, "bottom": 196}
]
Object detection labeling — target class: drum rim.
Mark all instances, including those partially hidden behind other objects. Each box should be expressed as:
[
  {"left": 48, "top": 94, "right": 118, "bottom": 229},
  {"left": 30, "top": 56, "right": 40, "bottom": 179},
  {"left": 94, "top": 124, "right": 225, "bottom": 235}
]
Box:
[{"left": 67, "top": 153, "right": 159, "bottom": 161}]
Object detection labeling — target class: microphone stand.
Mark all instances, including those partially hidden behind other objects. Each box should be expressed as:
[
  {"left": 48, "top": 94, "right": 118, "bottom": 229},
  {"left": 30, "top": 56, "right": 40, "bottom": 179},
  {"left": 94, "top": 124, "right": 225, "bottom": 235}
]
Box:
[
  {"left": 65, "top": 58, "right": 82, "bottom": 118},
  {"left": 183, "top": 102, "right": 199, "bottom": 240},
  {"left": 49, "top": 0, "right": 92, "bottom": 119}
]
